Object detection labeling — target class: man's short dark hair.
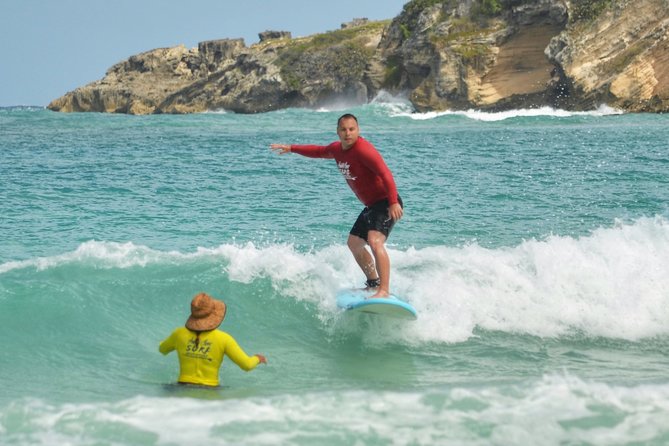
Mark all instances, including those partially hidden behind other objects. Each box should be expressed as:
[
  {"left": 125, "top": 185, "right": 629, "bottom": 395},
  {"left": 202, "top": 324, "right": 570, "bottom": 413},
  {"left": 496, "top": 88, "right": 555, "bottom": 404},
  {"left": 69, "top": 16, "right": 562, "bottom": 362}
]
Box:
[{"left": 337, "top": 113, "right": 358, "bottom": 127}]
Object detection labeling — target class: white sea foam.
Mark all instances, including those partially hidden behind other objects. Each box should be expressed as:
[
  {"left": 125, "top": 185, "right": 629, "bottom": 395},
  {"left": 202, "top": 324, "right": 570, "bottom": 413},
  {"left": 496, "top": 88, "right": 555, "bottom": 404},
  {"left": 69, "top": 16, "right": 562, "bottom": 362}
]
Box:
[
  {"left": 3, "top": 374, "right": 669, "bottom": 445},
  {"left": 0, "top": 241, "right": 185, "bottom": 273},
  {"left": 220, "top": 216, "right": 669, "bottom": 342},
  {"left": 395, "top": 216, "right": 669, "bottom": 342},
  {"left": 358, "top": 90, "right": 624, "bottom": 120},
  {"left": 387, "top": 103, "right": 623, "bottom": 121},
  {"left": 3, "top": 217, "right": 668, "bottom": 342}
]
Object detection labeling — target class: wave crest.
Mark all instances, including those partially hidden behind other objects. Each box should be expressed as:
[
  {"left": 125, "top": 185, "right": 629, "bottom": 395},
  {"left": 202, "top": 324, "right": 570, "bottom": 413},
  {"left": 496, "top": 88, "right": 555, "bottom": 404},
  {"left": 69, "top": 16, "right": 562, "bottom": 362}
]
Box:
[{"left": 3, "top": 217, "right": 668, "bottom": 342}]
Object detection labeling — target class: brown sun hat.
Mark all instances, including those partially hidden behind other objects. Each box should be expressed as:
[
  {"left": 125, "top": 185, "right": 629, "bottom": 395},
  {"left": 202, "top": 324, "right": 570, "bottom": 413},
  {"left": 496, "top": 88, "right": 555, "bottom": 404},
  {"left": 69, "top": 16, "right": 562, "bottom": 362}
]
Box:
[{"left": 185, "top": 292, "right": 227, "bottom": 331}]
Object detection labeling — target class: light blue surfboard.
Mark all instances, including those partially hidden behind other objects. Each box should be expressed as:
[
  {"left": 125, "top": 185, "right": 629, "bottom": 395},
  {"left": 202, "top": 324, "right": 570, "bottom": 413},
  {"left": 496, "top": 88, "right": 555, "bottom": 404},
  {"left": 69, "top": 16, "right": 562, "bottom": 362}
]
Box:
[{"left": 336, "top": 289, "right": 418, "bottom": 320}]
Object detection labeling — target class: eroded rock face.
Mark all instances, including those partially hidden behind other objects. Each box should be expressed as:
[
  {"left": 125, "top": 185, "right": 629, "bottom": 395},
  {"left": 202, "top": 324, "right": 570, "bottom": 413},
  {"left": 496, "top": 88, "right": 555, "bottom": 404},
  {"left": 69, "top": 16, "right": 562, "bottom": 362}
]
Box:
[
  {"left": 373, "top": 0, "right": 569, "bottom": 112},
  {"left": 47, "top": 45, "right": 209, "bottom": 114},
  {"left": 48, "top": 0, "right": 669, "bottom": 114},
  {"left": 545, "top": 0, "right": 669, "bottom": 112}
]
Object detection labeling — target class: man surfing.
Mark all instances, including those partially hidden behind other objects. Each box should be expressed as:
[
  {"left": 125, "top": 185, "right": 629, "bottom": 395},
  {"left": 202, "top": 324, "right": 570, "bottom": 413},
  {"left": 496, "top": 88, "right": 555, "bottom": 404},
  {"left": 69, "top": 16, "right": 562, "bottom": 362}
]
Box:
[{"left": 270, "top": 114, "right": 403, "bottom": 298}]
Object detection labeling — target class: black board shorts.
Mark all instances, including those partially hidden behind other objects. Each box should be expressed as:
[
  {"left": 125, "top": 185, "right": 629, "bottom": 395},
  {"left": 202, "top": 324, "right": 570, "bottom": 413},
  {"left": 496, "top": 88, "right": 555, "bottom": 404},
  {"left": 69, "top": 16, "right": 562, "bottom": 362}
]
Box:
[{"left": 349, "top": 196, "right": 403, "bottom": 242}]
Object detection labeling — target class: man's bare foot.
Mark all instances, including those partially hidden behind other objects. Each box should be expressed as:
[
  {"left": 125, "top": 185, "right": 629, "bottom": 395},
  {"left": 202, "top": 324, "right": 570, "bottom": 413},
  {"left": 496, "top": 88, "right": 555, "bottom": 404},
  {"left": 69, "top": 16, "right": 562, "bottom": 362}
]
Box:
[{"left": 368, "top": 289, "right": 390, "bottom": 299}]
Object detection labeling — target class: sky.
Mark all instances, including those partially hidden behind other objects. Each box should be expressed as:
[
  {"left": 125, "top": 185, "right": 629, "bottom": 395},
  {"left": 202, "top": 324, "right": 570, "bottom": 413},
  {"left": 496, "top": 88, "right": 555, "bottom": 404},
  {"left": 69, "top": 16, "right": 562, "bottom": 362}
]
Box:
[{"left": 0, "top": 0, "right": 408, "bottom": 107}]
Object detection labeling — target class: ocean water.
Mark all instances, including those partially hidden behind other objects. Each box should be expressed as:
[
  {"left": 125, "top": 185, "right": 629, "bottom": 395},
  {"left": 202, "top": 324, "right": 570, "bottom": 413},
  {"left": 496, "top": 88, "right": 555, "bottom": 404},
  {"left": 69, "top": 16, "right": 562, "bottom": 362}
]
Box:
[{"left": 1, "top": 100, "right": 669, "bottom": 445}]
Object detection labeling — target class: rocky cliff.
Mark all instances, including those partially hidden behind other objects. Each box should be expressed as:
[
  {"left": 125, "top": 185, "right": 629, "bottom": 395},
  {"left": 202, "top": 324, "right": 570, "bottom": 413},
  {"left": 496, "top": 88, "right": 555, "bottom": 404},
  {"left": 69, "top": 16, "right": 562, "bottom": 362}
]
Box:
[{"left": 48, "top": 0, "right": 669, "bottom": 114}]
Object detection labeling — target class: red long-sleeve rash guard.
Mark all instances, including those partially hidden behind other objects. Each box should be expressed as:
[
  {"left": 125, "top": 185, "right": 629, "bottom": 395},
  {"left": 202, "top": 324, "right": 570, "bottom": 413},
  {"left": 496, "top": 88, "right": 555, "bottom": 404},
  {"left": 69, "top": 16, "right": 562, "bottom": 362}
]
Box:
[{"left": 290, "top": 136, "right": 399, "bottom": 207}]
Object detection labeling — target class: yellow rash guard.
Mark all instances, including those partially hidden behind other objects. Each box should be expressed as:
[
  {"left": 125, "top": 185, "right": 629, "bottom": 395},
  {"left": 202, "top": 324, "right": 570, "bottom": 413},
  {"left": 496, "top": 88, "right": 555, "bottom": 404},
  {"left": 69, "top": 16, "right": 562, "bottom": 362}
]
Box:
[{"left": 159, "top": 327, "right": 260, "bottom": 386}]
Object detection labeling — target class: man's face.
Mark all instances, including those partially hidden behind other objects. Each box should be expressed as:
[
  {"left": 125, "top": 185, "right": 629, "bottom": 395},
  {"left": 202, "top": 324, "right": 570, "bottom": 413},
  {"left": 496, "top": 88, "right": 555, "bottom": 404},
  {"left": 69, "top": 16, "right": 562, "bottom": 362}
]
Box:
[{"left": 337, "top": 118, "right": 360, "bottom": 149}]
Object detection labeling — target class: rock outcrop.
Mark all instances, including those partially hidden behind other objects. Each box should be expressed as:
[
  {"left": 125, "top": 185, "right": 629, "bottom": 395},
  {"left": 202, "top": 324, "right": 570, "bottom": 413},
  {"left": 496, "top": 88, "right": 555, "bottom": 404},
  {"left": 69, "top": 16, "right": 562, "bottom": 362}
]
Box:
[
  {"left": 48, "top": 45, "right": 207, "bottom": 114},
  {"left": 258, "top": 31, "right": 292, "bottom": 42},
  {"left": 48, "top": 0, "right": 669, "bottom": 114},
  {"left": 546, "top": 0, "right": 669, "bottom": 111}
]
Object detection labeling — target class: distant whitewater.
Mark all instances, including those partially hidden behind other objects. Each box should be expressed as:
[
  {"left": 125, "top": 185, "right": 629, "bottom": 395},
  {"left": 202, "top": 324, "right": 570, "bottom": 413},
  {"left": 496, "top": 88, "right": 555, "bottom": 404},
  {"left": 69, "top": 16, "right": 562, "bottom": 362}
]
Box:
[
  {"left": 1, "top": 106, "right": 668, "bottom": 445},
  {"left": 367, "top": 91, "right": 624, "bottom": 121}
]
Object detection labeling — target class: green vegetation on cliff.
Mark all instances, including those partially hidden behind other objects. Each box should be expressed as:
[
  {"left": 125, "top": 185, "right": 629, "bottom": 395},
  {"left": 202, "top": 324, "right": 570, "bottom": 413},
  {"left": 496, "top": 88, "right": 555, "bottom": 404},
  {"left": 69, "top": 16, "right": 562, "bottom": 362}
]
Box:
[
  {"left": 276, "top": 21, "right": 387, "bottom": 90},
  {"left": 569, "top": 0, "right": 613, "bottom": 22},
  {"left": 398, "top": 0, "right": 530, "bottom": 37}
]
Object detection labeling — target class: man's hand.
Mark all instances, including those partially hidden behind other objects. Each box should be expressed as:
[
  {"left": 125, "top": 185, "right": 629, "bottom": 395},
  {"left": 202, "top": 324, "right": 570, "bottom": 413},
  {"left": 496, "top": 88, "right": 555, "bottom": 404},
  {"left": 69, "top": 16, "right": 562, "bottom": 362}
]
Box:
[
  {"left": 389, "top": 203, "right": 403, "bottom": 221},
  {"left": 270, "top": 143, "right": 291, "bottom": 154}
]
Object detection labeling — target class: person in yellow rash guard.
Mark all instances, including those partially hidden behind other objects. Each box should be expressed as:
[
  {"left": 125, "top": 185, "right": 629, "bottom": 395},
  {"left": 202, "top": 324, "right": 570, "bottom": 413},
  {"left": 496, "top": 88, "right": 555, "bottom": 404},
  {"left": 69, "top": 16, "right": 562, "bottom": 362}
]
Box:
[{"left": 159, "top": 292, "right": 267, "bottom": 387}]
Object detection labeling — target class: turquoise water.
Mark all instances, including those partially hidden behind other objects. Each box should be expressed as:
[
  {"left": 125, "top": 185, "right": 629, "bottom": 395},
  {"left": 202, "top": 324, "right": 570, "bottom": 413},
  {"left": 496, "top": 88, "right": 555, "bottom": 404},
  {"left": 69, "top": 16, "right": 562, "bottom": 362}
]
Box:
[{"left": 1, "top": 102, "right": 669, "bottom": 445}]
